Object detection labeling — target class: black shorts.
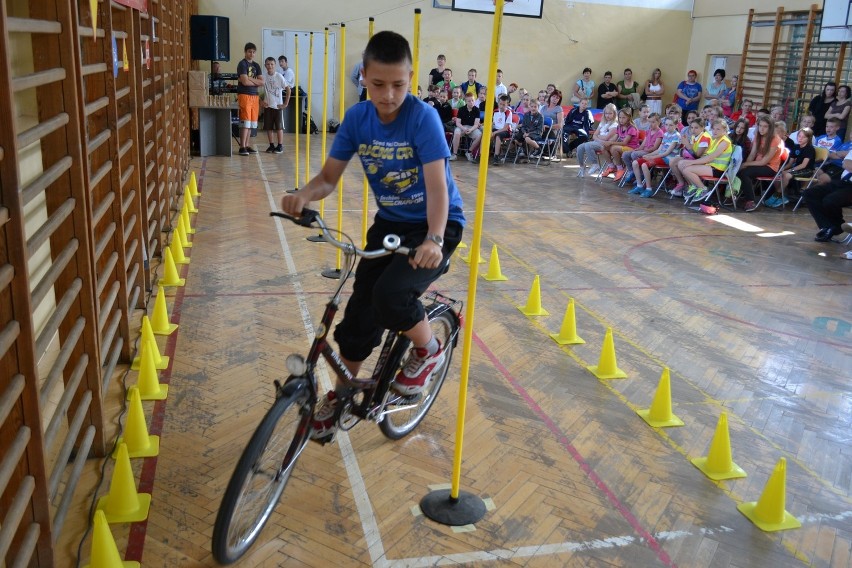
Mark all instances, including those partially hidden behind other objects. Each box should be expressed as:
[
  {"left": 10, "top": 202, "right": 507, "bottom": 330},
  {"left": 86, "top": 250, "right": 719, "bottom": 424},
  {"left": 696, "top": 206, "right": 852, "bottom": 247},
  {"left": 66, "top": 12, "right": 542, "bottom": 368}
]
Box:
[
  {"left": 821, "top": 163, "right": 846, "bottom": 180},
  {"left": 333, "top": 217, "right": 463, "bottom": 362},
  {"left": 494, "top": 130, "right": 511, "bottom": 140},
  {"left": 263, "top": 107, "right": 283, "bottom": 131}
]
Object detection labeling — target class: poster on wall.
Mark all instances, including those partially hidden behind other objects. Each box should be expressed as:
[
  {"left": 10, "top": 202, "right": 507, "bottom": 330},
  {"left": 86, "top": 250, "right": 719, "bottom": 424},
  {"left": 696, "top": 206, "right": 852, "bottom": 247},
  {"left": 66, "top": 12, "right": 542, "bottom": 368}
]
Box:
[
  {"left": 451, "top": 0, "right": 543, "bottom": 19},
  {"left": 113, "top": 0, "right": 148, "bottom": 11}
]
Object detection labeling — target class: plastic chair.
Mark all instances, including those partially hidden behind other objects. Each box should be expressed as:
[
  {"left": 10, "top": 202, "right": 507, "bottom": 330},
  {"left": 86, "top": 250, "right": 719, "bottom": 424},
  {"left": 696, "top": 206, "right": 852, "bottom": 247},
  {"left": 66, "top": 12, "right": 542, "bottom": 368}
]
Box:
[
  {"left": 792, "top": 146, "right": 830, "bottom": 212},
  {"left": 751, "top": 148, "right": 791, "bottom": 211},
  {"left": 694, "top": 145, "right": 743, "bottom": 210}
]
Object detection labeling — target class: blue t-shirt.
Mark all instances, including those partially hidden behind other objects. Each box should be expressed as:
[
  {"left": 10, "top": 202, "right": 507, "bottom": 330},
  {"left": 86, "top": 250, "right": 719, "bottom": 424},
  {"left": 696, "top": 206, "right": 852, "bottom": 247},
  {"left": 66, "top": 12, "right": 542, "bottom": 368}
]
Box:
[
  {"left": 330, "top": 94, "right": 465, "bottom": 226},
  {"left": 676, "top": 81, "right": 702, "bottom": 111},
  {"left": 236, "top": 59, "right": 262, "bottom": 96}
]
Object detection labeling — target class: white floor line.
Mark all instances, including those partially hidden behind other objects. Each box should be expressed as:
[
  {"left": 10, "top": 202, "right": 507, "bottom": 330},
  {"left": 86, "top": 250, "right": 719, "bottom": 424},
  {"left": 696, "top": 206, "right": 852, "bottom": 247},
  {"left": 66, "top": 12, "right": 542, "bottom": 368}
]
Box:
[
  {"left": 259, "top": 158, "right": 387, "bottom": 567},
  {"left": 384, "top": 510, "right": 852, "bottom": 566}
]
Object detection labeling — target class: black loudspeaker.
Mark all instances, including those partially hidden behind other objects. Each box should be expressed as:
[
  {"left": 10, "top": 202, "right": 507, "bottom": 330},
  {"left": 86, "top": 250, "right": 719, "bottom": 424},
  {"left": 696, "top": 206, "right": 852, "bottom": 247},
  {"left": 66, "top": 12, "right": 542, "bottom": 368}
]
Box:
[{"left": 190, "top": 15, "right": 229, "bottom": 61}]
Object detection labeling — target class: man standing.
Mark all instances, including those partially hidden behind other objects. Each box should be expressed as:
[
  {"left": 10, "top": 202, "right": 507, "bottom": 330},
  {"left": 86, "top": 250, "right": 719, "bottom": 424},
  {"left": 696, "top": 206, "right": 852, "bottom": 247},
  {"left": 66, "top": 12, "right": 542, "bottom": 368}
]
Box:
[
  {"left": 237, "top": 42, "right": 263, "bottom": 156},
  {"left": 278, "top": 55, "right": 295, "bottom": 109},
  {"left": 262, "top": 57, "right": 286, "bottom": 153}
]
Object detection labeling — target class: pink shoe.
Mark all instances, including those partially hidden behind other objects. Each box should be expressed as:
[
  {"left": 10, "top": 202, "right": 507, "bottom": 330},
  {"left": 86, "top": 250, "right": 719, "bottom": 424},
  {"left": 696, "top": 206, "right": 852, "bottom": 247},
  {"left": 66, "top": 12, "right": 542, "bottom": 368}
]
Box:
[{"left": 671, "top": 183, "right": 685, "bottom": 197}]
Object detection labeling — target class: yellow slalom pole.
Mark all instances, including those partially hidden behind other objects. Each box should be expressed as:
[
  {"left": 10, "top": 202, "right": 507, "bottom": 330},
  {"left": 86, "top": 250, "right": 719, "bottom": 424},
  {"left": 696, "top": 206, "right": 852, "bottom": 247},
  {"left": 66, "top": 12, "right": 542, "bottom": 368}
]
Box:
[
  {"left": 333, "top": 24, "right": 346, "bottom": 273},
  {"left": 412, "top": 9, "right": 421, "bottom": 96},
  {"left": 450, "top": 0, "right": 505, "bottom": 502},
  {"left": 305, "top": 32, "right": 314, "bottom": 186},
  {"left": 361, "top": 17, "right": 374, "bottom": 248},
  {"left": 320, "top": 29, "right": 329, "bottom": 165},
  {"left": 293, "top": 35, "right": 300, "bottom": 189}
]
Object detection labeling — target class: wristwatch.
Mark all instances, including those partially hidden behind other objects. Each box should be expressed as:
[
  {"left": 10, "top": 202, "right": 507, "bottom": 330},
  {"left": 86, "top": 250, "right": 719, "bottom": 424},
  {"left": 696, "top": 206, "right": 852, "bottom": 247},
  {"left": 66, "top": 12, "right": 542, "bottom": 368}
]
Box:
[{"left": 425, "top": 233, "right": 444, "bottom": 247}]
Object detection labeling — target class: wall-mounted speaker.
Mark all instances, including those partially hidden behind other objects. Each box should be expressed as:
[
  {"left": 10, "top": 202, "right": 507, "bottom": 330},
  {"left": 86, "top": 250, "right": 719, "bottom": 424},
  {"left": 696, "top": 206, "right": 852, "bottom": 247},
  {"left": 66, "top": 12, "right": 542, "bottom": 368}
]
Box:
[{"left": 190, "top": 15, "right": 229, "bottom": 61}]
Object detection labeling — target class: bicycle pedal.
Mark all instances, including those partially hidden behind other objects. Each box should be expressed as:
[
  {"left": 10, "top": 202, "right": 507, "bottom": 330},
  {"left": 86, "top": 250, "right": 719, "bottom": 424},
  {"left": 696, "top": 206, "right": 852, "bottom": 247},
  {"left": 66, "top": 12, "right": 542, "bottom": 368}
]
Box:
[{"left": 309, "top": 432, "right": 336, "bottom": 446}]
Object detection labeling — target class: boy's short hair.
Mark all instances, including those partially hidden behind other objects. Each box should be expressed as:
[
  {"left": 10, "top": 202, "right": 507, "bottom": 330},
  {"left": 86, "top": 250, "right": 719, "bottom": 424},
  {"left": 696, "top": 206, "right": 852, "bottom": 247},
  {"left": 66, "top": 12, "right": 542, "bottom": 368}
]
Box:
[
  {"left": 363, "top": 30, "right": 412, "bottom": 70},
  {"left": 428, "top": 84, "right": 439, "bottom": 93},
  {"left": 583, "top": 67, "right": 592, "bottom": 74},
  {"left": 468, "top": 68, "right": 477, "bottom": 74},
  {"left": 464, "top": 92, "right": 475, "bottom": 99},
  {"left": 265, "top": 57, "right": 275, "bottom": 64},
  {"left": 437, "top": 54, "right": 446, "bottom": 60},
  {"left": 244, "top": 42, "right": 257, "bottom": 52},
  {"left": 496, "top": 69, "right": 503, "bottom": 74},
  {"left": 498, "top": 94, "right": 510, "bottom": 103},
  {"left": 279, "top": 55, "right": 287, "bottom": 62},
  {"left": 444, "top": 68, "right": 452, "bottom": 75},
  {"left": 757, "top": 108, "right": 769, "bottom": 115},
  {"left": 604, "top": 71, "right": 612, "bottom": 77},
  {"left": 826, "top": 117, "right": 842, "bottom": 126}
]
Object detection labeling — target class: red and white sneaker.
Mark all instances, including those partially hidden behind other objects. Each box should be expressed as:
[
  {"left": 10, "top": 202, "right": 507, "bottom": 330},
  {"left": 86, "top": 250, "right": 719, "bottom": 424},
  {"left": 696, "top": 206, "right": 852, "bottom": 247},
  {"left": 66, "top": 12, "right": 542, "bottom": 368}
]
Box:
[
  {"left": 393, "top": 340, "right": 445, "bottom": 396},
  {"left": 310, "top": 391, "right": 338, "bottom": 439}
]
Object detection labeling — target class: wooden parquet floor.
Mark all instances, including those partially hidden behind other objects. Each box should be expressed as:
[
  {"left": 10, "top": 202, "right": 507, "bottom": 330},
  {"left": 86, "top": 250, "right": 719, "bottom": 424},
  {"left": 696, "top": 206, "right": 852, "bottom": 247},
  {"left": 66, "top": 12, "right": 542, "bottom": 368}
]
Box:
[{"left": 59, "top": 137, "right": 852, "bottom": 567}]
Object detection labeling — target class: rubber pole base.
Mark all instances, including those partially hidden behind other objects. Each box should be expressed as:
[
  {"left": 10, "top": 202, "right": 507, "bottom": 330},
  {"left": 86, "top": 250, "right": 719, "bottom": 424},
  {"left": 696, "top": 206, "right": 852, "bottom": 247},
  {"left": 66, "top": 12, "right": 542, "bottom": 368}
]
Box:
[
  {"left": 420, "top": 489, "right": 487, "bottom": 526},
  {"left": 321, "top": 268, "right": 342, "bottom": 280},
  {"left": 306, "top": 234, "right": 326, "bottom": 242}
]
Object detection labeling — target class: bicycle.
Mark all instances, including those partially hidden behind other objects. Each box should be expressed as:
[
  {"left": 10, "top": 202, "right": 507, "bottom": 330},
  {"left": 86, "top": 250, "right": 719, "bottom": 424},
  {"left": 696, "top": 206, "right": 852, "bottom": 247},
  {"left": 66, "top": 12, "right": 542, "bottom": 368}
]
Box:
[{"left": 211, "top": 208, "right": 463, "bottom": 565}]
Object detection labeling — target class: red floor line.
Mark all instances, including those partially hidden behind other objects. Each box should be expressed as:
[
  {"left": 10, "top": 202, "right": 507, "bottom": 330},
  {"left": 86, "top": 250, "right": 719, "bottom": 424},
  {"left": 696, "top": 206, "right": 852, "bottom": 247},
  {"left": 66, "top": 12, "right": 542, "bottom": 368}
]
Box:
[
  {"left": 471, "top": 332, "right": 677, "bottom": 567},
  {"left": 125, "top": 158, "right": 206, "bottom": 562}
]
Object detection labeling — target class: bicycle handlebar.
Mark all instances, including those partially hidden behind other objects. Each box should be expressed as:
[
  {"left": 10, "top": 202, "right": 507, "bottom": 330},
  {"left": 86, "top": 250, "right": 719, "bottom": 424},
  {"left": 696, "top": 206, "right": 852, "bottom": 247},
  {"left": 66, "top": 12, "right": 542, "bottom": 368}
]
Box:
[{"left": 270, "top": 209, "right": 415, "bottom": 259}]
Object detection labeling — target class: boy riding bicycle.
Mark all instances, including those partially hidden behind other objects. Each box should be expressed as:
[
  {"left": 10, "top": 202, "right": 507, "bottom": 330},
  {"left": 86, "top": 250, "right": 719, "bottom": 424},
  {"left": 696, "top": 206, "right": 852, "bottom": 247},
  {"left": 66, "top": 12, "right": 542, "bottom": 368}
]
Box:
[{"left": 280, "top": 31, "right": 465, "bottom": 439}]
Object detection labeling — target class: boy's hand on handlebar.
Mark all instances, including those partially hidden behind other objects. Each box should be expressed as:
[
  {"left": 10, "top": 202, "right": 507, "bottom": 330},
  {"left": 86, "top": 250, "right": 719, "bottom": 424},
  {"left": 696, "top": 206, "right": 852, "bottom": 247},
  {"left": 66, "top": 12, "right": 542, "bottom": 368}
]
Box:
[
  {"left": 281, "top": 192, "right": 308, "bottom": 217},
  {"left": 411, "top": 239, "right": 443, "bottom": 270}
]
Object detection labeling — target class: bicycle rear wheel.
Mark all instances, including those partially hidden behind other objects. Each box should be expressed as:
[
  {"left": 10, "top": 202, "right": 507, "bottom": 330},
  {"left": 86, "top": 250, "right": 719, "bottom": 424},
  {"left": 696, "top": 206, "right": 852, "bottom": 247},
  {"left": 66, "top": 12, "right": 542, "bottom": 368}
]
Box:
[
  {"left": 212, "top": 379, "right": 311, "bottom": 564},
  {"left": 379, "top": 310, "right": 457, "bottom": 440}
]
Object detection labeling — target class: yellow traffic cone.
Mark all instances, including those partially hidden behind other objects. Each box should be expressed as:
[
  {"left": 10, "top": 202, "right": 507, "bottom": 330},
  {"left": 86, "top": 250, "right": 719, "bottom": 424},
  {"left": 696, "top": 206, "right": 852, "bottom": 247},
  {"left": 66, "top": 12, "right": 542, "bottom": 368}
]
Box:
[
  {"left": 176, "top": 215, "right": 192, "bottom": 249},
  {"left": 460, "top": 246, "right": 484, "bottom": 264},
  {"left": 181, "top": 202, "right": 196, "bottom": 234},
  {"left": 169, "top": 234, "right": 190, "bottom": 266},
  {"left": 97, "top": 443, "right": 151, "bottom": 523},
  {"left": 483, "top": 245, "right": 508, "bottom": 281},
  {"left": 132, "top": 344, "right": 168, "bottom": 400},
  {"left": 189, "top": 170, "right": 200, "bottom": 196},
  {"left": 184, "top": 190, "right": 198, "bottom": 214},
  {"left": 738, "top": 457, "right": 801, "bottom": 532},
  {"left": 637, "top": 368, "right": 684, "bottom": 427},
  {"left": 518, "top": 275, "right": 549, "bottom": 316},
  {"left": 586, "top": 328, "right": 627, "bottom": 379},
  {"left": 691, "top": 412, "right": 746, "bottom": 480},
  {"left": 131, "top": 317, "right": 168, "bottom": 370},
  {"left": 116, "top": 387, "right": 159, "bottom": 458},
  {"left": 160, "top": 248, "right": 185, "bottom": 287},
  {"left": 550, "top": 298, "right": 585, "bottom": 345},
  {"left": 83, "top": 510, "right": 140, "bottom": 568},
  {"left": 151, "top": 287, "right": 178, "bottom": 335}
]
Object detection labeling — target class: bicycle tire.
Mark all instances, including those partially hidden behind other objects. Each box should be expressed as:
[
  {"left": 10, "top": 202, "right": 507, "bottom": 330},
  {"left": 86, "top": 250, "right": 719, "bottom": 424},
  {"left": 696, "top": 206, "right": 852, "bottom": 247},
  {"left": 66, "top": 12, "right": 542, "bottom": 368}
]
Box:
[
  {"left": 379, "top": 310, "right": 457, "bottom": 440},
  {"left": 212, "top": 380, "right": 311, "bottom": 564}
]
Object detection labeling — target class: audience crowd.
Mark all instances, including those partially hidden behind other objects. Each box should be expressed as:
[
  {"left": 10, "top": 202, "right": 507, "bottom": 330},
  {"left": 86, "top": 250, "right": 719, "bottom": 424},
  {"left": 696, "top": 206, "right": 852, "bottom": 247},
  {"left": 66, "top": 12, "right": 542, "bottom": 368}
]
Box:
[{"left": 418, "top": 55, "right": 852, "bottom": 245}]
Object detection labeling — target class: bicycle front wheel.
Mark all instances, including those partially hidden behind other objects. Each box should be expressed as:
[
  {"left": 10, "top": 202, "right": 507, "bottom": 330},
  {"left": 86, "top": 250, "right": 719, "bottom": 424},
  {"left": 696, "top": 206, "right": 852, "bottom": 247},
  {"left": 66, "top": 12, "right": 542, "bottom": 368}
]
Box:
[
  {"left": 379, "top": 310, "right": 457, "bottom": 440},
  {"left": 212, "top": 379, "right": 312, "bottom": 565}
]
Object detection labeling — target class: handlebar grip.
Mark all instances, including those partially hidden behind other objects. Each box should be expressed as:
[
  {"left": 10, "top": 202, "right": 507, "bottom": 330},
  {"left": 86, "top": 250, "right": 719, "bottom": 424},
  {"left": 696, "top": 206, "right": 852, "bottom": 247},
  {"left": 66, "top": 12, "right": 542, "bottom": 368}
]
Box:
[{"left": 269, "top": 208, "right": 319, "bottom": 227}]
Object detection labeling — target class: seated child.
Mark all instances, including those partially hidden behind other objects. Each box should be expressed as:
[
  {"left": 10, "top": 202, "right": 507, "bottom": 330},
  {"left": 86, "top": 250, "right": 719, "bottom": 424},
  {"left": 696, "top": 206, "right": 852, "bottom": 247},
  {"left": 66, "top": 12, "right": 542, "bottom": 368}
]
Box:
[
  {"left": 629, "top": 116, "right": 683, "bottom": 197},
  {"left": 621, "top": 112, "right": 664, "bottom": 184},
  {"left": 481, "top": 94, "right": 514, "bottom": 165},
  {"left": 775, "top": 127, "right": 815, "bottom": 206}
]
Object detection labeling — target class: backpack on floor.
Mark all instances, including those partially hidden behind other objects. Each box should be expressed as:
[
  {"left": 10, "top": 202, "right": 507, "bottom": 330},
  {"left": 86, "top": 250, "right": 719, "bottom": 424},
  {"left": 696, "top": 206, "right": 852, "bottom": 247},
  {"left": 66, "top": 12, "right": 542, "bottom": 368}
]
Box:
[{"left": 301, "top": 112, "right": 319, "bottom": 134}]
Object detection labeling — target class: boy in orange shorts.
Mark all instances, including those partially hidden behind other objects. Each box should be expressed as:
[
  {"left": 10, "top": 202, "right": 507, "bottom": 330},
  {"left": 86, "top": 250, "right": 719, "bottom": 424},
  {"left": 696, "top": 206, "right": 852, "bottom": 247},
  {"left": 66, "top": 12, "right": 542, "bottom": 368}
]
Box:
[{"left": 237, "top": 42, "right": 263, "bottom": 156}]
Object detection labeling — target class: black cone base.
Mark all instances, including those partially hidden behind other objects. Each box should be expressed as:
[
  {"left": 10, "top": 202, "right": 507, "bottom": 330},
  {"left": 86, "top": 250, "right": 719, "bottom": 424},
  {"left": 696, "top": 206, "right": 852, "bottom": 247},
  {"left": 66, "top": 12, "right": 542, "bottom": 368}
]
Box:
[
  {"left": 321, "top": 268, "right": 342, "bottom": 280},
  {"left": 420, "top": 489, "right": 486, "bottom": 526},
  {"left": 306, "top": 234, "right": 325, "bottom": 242}
]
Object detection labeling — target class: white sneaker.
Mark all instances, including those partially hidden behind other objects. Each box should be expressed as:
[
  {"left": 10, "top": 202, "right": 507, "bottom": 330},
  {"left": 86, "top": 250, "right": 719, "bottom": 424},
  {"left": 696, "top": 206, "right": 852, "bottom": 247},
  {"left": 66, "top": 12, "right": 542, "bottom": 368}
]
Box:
[
  {"left": 588, "top": 164, "right": 601, "bottom": 175},
  {"left": 576, "top": 168, "right": 586, "bottom": 178},
  {"left": 466, "top": 151, "right": 475, "bottom": 163},
  {"left": 448, "top": 154, "right": 457, "bottom": 161}
]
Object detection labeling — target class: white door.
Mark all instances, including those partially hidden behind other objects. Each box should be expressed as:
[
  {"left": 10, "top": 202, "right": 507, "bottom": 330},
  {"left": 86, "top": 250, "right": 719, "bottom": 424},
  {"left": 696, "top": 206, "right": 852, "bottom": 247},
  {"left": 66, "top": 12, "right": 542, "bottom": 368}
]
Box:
[{"left": 262, "top": 28, "right": 338, "bottom": 123}]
